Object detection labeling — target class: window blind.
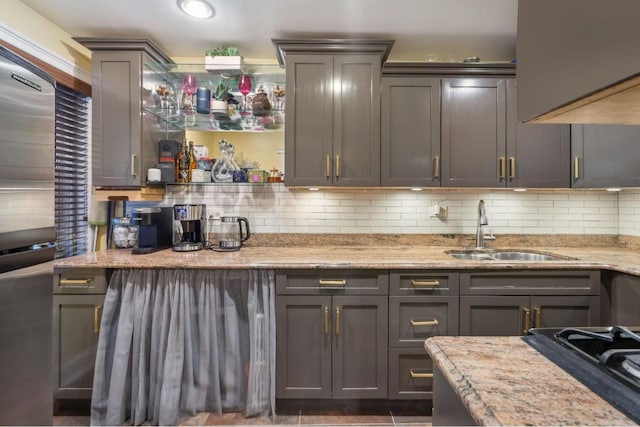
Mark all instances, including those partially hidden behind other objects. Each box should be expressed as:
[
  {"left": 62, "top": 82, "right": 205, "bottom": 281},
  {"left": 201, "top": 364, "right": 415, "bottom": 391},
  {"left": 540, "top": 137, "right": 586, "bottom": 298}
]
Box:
[{"left": 54, "top": 84, "right": 90, "bottom": 258}]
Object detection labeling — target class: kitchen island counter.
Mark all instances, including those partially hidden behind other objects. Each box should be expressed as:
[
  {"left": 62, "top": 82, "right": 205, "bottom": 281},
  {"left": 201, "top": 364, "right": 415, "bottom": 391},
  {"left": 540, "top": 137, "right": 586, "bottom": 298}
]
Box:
[
  {"left": 54, "top": 245, "right": 640, "bottom": 275},
  {"left": 424, "top": 335, "right": 636, "bottom": 426}
]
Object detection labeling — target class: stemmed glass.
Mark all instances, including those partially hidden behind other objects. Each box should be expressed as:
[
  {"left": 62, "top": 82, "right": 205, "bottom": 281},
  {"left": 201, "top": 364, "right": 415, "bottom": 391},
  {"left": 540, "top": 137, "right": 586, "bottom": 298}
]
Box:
[
  {"left": 181, "top": 74, "right": 197, "bottom": 126},
  {"left": 238, "top": 74, "right": 252, "bottom": 115}
]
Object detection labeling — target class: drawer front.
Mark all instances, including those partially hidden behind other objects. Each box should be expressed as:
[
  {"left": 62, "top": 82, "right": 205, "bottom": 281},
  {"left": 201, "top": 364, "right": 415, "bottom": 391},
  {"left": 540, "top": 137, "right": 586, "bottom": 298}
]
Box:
[
  {"left": 54, "top": 268, "right": 108, "bottom": 294},
  {"left": 276, "top": 269, "right": 388, "bottom": 295},
  {"left": 388, "top": 348, "right": 434, "bottom": 400},
  {"left": 389, "top": 296, "right": 459, "bottom": 346},
  {"left": 390, "top": 270, "right": 459, "bottom": 296},
  {"left": 460, "top": 270, "right": 601, "bottom": 296}
]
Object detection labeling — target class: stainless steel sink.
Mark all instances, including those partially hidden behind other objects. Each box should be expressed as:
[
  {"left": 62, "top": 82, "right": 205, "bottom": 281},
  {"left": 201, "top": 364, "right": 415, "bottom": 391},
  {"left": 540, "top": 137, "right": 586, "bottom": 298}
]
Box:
[{"left": 446, "top": 249, "right": 573, "bottom": 261}]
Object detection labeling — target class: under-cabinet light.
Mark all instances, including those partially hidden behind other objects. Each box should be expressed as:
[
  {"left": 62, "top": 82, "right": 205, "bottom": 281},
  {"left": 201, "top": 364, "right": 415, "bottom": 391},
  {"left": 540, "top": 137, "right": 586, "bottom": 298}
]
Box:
[
  {"left": 308, "top": 187, "right": 320, "bottom": 191},
  {"left": 177, "top": 0, "right": 215, "bottom": 19},
  {"left": 410, "top": 187, "right": 423, "bottom": 191},
  {"left": 606, "top": 188, "right": 622, "bottom": 192},
  {"left": 513, "top": 188, "right": 527, "bottom": 192}
]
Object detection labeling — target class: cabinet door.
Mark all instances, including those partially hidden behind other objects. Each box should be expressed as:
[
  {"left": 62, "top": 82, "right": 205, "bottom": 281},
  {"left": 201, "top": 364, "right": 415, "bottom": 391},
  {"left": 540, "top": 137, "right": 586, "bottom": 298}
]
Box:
[
  {"left": 333, "top": 55, "right": 381, "bottom": 186},
  {"left": 53, "top": 294, "right": 104, "bottom": 399},
  {"left": 284, "top": 54, "right": 334, "bottom": 186},
  {"left": 609, "top": 273, "right": 640, "bottom": 326},
  {"left": 276, "top": 295, "right": 332, "bottom": 399},
  {"left": 506, "top": 79, "right": 571, "bottom": 188},
  {"left": 441, "top": 78, "right": 507, "bottom": 187},
  {"left": 530, "top": 295, "right": 601, "bottom": 328},
  {"left": 572, "top": 124, "right": 640, "bottom": 188},
  {"left": 332, "top": 295, "right": 388, "bottom": 398},
  {"left": 460, "top": 295, "right": 530, "bottom": 336},
  {"left": 92, "top": 51, "right": 143, "bottom": 187},
  {"left": 381, "top": 76, "right": 441, "bottom": 187}
]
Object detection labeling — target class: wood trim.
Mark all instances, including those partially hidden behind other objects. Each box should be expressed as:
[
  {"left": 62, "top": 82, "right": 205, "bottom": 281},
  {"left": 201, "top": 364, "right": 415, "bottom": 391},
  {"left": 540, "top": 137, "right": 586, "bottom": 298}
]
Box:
[{"left": 0, "top": 39, "right": 91, "bottom": 96}]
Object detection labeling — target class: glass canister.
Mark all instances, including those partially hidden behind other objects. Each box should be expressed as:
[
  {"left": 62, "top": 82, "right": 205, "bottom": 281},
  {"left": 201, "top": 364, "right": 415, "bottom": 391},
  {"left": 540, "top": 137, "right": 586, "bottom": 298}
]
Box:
[{"left": 111, "top": 217, "right": 141, "bottom": 248}]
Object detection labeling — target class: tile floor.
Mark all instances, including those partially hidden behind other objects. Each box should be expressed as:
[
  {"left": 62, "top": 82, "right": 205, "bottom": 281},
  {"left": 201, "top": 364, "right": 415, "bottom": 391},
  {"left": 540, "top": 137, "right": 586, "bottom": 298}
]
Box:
[{"left": 54, "top": 407, "right": 432, "bottom": 426}]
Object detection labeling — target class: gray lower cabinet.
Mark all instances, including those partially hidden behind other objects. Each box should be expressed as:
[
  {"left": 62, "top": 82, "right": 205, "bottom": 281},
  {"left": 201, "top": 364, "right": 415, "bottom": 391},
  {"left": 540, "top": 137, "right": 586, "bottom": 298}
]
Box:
[
  {"left": 53, "top": 268, "right": 108, "bottom": 399},
  {"left": 388, "top": 270, "right": 459, "bottom": 400},
  {"left": 276, "top": 270, "right": 388, "bottom": 399},
  {"left": 607, "top": 273, "right": 640, "bottom": 325},
  {"left": 459, "top": 270, "right": 602, "bottom": 336},
  {"left": 572, "top": 124, "right": 640, "bottom": 188},
  {"left": 381, "top": 76, "right": 441, "bottom": 187}
]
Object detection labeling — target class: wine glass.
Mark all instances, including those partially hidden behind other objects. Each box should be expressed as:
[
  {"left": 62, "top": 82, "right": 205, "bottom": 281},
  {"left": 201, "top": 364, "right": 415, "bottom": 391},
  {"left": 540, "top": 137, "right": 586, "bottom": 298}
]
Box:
[
  {"left": 238, "top": 74, "right": 252, "bottom": 114},
  {"left": 181, "top": 74, "right": 197, "bottom": 110}
]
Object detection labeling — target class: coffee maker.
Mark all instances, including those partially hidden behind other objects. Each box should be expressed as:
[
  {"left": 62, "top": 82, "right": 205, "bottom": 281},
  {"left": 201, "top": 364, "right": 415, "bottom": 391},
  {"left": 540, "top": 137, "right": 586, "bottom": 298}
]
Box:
[
  {"left": 131, "top": 207, "right": 173, "bottom": 254},
  {"left": 173, "top": 204, "right": 206, "bottom": 251}
]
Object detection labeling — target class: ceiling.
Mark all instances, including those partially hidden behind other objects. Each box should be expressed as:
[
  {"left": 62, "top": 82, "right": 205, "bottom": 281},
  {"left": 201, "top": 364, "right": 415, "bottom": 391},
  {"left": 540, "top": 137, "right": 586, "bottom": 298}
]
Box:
[{"left": 20, "top": 0, "right": 518, "bottom": 63}]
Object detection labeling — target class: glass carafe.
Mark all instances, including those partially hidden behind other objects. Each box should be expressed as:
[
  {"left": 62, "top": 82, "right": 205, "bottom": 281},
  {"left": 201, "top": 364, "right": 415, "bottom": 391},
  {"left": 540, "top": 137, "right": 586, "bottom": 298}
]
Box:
[{"left": 211, "top": 139, "right": 239, "bottom": 182}]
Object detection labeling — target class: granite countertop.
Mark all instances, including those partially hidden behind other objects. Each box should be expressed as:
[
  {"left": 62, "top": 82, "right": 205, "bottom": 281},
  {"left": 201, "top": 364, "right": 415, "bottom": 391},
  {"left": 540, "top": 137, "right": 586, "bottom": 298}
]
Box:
[
  {"left": 424, "top": 336, "right": 636, "bottom": 426},
  {"left": 53, "top": 244, "right": 640, "bottom": 274}
]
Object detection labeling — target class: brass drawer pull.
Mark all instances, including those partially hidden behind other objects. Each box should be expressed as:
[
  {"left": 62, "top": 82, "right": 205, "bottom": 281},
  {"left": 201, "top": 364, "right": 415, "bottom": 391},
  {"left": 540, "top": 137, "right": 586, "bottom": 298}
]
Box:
[
  {"left": 410, "top": 280, "right": 440, "bottom": 287},
  {"left": 335, "top": 154, "right": 340, "bottom": 178},
  {"left": 59, "top": 278, "right": 93, "bottom": 286},
  {"left": 574, "top": 157, "right": 580, "bottom": 180},
  {"left": 326, "top": 155, "right": 331, "bottom": 178},
  {"left": 433, "top": 156, "right": 440, "bottom": 178},
  {"left": 324, "top": 306, "right": 329, "bottom": 335},
  {"left": 410, "top": 370, "right": 434, "bottom": 379},
  {"left": 534, "top": 307, "right": 542, "bottom": 328},
  {"left": 319, "top": 279, "right": 346, "bottom": 286},
  {"left": 523, "top": 307, "right": 531, "bottom": 335},
  {"left": 411, "top": 319, "right": 439, "bottom": 327},
  {"left": 335, "top": 307, "right": 341, "bottom": 335},
  {"left": 499, "top": 156, "right": 506, "bottom": 179},
  {"left": 509, "top": 157, "right": 515, "bottom": 180},
  {"left": 94, "top": 305, "right": 103, "bottom": 334},
  {"left": 131, "top": 154, "right": 137, "bottom": 177}
]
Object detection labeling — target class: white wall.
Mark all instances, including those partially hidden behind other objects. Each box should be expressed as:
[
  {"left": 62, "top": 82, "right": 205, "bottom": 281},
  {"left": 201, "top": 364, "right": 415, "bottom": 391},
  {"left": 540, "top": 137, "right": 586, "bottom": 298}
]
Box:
[{"left": 159, "top": 185, "right": 631, "bottom": 235}]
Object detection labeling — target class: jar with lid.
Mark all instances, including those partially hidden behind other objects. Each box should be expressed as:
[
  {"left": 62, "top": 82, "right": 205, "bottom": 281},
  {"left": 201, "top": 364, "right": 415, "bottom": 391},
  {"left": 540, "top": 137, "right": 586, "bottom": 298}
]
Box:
[{"left": 111, "top": 217, "right": 141, "bottom": 248}]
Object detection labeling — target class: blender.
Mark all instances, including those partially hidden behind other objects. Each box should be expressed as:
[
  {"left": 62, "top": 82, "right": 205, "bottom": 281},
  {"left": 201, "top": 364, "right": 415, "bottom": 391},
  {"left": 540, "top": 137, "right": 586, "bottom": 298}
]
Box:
[{"left": 172, "top": 204, "right": 206, "bottom": 251}]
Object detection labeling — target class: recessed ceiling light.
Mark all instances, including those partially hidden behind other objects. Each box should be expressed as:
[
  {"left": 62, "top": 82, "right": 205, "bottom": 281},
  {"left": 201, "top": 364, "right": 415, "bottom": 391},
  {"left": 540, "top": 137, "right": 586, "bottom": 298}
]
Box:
[{"left": 177, "top": 0, "right": 215, "bottom": 19}]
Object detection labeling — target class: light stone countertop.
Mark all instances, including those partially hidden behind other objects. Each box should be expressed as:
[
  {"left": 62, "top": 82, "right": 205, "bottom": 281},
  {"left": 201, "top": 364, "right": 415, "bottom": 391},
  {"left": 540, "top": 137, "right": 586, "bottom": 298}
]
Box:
[
  {"left": 54, "top": 245, "right": 640, "bottom": 275},
  {"left": 424, "top": 336, "right": 636, "bottom": 426}
]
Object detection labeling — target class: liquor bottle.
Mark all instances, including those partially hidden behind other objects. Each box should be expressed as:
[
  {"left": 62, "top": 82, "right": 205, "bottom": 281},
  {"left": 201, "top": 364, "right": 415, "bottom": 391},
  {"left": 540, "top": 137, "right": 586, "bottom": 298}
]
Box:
[
  {"left": 175, "top": 138, "right": 190, "bottom": 183},
  {"left": 188, "top": 141, "right": 197, "bottom": 171}
]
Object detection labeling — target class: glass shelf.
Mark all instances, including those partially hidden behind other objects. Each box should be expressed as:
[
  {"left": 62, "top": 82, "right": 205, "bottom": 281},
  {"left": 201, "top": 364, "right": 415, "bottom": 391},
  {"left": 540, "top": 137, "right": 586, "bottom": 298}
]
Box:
[{"left": 143, "top": 61, "right": 286, "bottom": 133}]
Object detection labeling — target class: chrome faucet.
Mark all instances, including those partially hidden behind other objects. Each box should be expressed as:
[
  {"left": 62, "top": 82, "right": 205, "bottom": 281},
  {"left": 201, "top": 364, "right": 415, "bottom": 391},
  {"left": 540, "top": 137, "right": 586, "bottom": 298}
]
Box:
[{"left": 476, "top": 200, "right": 495, "bottom": 249}]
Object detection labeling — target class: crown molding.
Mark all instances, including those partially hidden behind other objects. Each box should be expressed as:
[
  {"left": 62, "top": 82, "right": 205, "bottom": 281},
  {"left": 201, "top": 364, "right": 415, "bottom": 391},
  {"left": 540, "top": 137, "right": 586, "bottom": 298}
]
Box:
[{"left": 0, "top": 23, "right": 91, "bottom": 84}]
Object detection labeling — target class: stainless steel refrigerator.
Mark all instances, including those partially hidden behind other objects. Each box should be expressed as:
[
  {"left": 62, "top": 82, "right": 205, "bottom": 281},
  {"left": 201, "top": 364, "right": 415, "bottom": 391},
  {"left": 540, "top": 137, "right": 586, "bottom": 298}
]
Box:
[{"left": 0, "top": 45, "right": 56, "bottom": 425}]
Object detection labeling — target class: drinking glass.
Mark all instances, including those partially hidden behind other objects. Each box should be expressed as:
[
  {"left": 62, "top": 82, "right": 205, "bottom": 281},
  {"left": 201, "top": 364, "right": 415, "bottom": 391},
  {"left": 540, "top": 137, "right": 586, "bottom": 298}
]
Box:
[
  {"left": 238, "top": 74, "right": 252, "bottom": 114},
  {"left": 182, "top": 74, "right": 197, "bottom": 110}
]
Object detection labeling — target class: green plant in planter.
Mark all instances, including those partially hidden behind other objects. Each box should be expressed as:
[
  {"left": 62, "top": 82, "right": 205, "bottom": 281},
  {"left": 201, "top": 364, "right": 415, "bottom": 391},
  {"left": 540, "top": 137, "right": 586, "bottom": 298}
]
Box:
[
  {"left": 205, "top": 45, "right": 239, "bottom": 57},
  {"left": 214, "top": 82, "right": 229, "bottom": 100}
]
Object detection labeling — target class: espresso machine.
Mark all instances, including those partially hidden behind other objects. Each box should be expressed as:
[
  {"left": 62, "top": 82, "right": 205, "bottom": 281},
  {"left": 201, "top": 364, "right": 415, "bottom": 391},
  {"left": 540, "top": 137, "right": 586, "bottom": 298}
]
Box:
[
  {"left": 173, "top": 204, "right": 206, "bottom": 251},
  {"left": 131, "top": 207, "right": 173, "bottom": 254}
]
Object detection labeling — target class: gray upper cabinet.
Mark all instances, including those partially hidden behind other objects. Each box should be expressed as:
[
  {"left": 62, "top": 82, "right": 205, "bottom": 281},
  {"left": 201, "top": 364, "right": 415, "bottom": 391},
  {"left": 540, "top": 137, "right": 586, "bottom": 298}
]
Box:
[
  {"left": 571, "top": 124, "right": 640, "bottom": 188},
  {"left": 283, "top": 53, "right": 382, "bottom": 186},
  {"left": 76, "top": 38, "right": 180, "bottom": 188},
  {"left": 381, "top": 76, "right": 441, "bottom": 187},
  {"left": 441, "top": 77, "right": 570, "bottom": 188},
  {"left": 274, "top": 39, "right": 393, "bottom": 187},
  {"left": 441, "top": 77, "right": 507, "bottom": 187},
  {"left": 506, "top": 79, "right": 571, "bottom": 188}
]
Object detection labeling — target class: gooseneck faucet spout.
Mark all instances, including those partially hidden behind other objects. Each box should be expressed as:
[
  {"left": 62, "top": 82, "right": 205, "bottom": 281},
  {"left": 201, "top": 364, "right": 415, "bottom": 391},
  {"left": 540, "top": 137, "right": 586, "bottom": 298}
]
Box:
[{"left": 476, "top": 200, "right": 492, "bottom": 249}]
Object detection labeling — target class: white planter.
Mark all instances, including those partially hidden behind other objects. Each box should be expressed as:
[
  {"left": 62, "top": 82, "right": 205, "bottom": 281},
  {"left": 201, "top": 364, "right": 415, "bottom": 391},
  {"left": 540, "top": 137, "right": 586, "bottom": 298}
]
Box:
[{"left": 205, "top": 56, "right": 243, "bottom": 72}]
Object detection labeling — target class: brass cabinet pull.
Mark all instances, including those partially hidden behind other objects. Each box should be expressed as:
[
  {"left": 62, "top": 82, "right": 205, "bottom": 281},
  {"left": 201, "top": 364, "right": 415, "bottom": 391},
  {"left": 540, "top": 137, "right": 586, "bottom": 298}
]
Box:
[
  {"left": 410, "top": 280, "right": 440, "bottom": 287},
  {"left": 523, "top": 307, "right": 531, "bottom": 335},
  {"left": 534, "top": 307, "right": 542, "bottom": 328},
  {"left": 335, "top": 307, "right": 341, "bottom": 335},
  {"left": 433, "top": 156, "right": 440, "bottom": 178},
  {"left": 59, "top": 278, "right": 93, "bottom": 287},
  {"left": 335, "top": 154, "right": 340, "bottom": 178},
  {"left": 499, "top": 156, "right": 506, "bottom": 179},
  {"left": 131, "top": 154, "right": 137, "bottom": 177},
  {"left": 509, "top": 157, "right": 516, "bottom": 180},
  {"left": 574, "top": 157, "right": 580, "bottom": 180},
  {"left": 319, "top": 279, "right": 346, "bottom": 286},
  {"left": 94, "top": 305, "right": 103, "bottom": 334},
  {"left": 326, "top": 155, "right": 331, "bottom": 178},
  {"left": 410, "top": 319, "right": 439, "bottom": 327},
  {"left": 410, "top": 369, "right": 434, "bottom": 379},
  {"left": 324, "top": 306, "right": 329, "bottom": 335}
]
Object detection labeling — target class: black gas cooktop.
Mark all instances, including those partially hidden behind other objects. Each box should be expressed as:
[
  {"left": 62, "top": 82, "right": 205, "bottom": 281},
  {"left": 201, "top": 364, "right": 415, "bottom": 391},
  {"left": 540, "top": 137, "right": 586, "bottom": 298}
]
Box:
[{"left": 524, "top": 326, "right": 640, "bottom": 424}]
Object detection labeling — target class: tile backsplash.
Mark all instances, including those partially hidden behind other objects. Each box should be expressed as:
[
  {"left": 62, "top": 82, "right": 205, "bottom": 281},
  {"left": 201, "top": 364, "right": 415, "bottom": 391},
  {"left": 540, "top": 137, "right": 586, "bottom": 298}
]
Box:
[{"left": 151, "top": 185, "right": 640, "bottom": 237}]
